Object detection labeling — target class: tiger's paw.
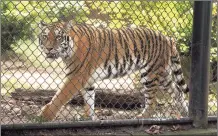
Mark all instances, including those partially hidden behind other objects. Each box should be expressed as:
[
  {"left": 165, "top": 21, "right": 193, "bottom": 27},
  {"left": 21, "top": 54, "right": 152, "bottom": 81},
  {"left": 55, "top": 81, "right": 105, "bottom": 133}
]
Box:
[
  {"left": 135, "top": 113, "right": 152, "bottom": 119},
  {"left": 80, "top": 114, "right": 99, "bottom": 121},
  {"left": 91, "top": 115, "right": 99, "bottom": 121},
  {"left": 170, "top": 111, "right": 183, "bottom": 119},
  {"left": 31, "top": 115, "right": 48, "bottom": 123}
]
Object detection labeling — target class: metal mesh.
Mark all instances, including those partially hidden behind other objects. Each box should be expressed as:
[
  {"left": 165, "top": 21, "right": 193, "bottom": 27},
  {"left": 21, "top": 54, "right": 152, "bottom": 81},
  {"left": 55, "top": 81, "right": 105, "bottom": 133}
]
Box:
[{"left": 1, "top": 1, "right": 217, "bottom": 125}]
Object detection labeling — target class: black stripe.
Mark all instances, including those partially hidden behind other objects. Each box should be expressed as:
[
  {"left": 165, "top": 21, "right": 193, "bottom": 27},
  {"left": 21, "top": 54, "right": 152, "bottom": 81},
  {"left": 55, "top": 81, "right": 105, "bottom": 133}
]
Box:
[
  {"left": 184, "top": 87, "right": 189, "bottom": 93},
  {"left": 71, "top": 26, "right": 82, "bottom": 35},
  {"left": 66, "top": 35, "right": 69, "bottom": 42},
  {"left": 107, "top": 65, "right": 112, "bottom": 78},
  {"left": 127, "top": 28, "right": 138, "bottom": 58},
  {"left": 147, "top": 29, "right": 155, "bottom": 62},
  {"left": 140, "top": 29, "right": 151, "bottom": 69},
  {"left": 104, "top": 29, "right": 111, "bottom": 68},
  {"left": 121, "top": 29, "right": 130, "bottom": 62},
  {"left": 143, "top": 83, "right": 156, "bottom": 88},
  {"left": 115, "top": 48, "right": 119, "bottom": 70},
  {"left": 147, "top": 33, "right": 164, "bottom": 73},
  {"left": 172, "top": 59, "right": 180, "bottom": 64},
  {"left": 66, "top": 48, "right": 91, "bottom": 76},
  {"left": 85, "top": 25, "right": 95, "bottom": 41},
  {"left": 174, "top": 69, "right": 182, "bottom": 75},
  {"left": 77, "top": 25, "right": 86, "bottom": 35},
  {"left": 122, "top": 56, "right": 126, "bottom": 70},
  {"left": 81, "top": 26, "right": 92, "bottom": 45},
  {"left": 177, "top": 79, "right": 185, "bottom": 86},
  {"left": 117, "top": 29, "right": 124, "bottom": 48},
  {"left": 141, "top": 31, "right": 165, "bottom": 81},
  {"left": 159, "top": 74, "right": 170, "bottom": 84},
  {"left": 163, "top": 80, "right": 172, "bottom": 87},
  {"left": 128, "top": 55, "right": 133, "bottom": 70},
  {"left": 136, "top": 53, "right": 141, "bottom": 66},
  {"left": 97, "top": 29, "right": 105, "bottom": 57},
  {"left": 111, "top": 29, "right": 115, "bottom": 51},
  {"left": 102, "top": 29, "right": 106, "bottom": 48},
  {"left": 151, "top": 30, "right": 158, "bottom": 61},
  {"left": 148, "top": 34, "right": 165, "bottom": 74},
  {"left": 65, "top": 59, "right": 77, "bottom": 70},
  {"left": 144, "top": 95, "right": 154, "bottom": 100},
  {"left": 111, "top": 31, "right": 119, "bottom": 70},
  {"left": 65, "top": 26, "right": 93, "bottom": 70},
  {"left": 140, "top": 29, "right": 160, "bottom": 78},
  {"left": 65, "top": 64, "right": 80, "bottom": 77},
  {"left": 86, "top": 87, "right": 95, "bottom": 91},
  {"left": 140, "top": 68, "right": 152, "bottom": 78},
  {"left": 119, "top": 65, "right": 123, "bottom": 75},
  {"left": 135, "top": 28, "right": 144, "bottom": 56},
  {"left": 143, "top": 78, "right": 158, "bottom": 86},
  {"left": 96, "top": 28, "right": 102, "bottom": 45}
]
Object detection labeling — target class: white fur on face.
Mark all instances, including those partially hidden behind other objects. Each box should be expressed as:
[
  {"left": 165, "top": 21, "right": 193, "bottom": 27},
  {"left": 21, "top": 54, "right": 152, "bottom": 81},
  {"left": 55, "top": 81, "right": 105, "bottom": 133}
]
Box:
[{"left": 40, "top": 24, "right": 75, "bottom": 60}]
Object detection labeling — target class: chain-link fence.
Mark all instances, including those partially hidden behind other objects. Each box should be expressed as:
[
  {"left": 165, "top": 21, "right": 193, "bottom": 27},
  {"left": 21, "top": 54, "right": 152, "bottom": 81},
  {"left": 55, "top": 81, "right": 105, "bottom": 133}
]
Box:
[{"left": 1, "top": 1, "right": 217, "bottom": 126}]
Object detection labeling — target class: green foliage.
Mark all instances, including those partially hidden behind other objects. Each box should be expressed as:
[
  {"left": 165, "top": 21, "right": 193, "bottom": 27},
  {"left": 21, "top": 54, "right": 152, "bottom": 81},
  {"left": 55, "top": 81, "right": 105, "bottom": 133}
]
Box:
[
  {"left": 1, "top": 1, "right": 89, "bottom": 52},
  {"left": 1, "top": 1, "right": 32, "bottom": 52},
  {"left": 210, "top": 4, "right": 217, "bottom": 61},
  {"left": 85, "top": 1, "right": 193, "bottom": 54},
  {"left": 2, "top": 1, "right": 217, "bottom": 60}
]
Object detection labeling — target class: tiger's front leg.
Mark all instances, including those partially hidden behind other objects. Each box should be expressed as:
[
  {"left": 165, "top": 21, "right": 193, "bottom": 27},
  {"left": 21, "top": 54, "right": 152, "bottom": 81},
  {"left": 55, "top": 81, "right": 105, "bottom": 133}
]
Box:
[
  {"left": 39, "top": 74, "right": 90, "bottom": 121},
  {"left": 81, "top": 88, "right": 97, "bottom": 120}
]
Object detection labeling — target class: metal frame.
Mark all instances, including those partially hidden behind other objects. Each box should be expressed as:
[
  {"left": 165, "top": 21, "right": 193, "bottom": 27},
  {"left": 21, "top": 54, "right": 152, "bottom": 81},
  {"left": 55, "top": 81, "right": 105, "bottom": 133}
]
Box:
[
  {"left": 1, "top": 117, "right": 217, "bottom": 130},
  {"left": 189, "top": 1, "right": 213, "bottom": 128},
  {"left": 0, "top": 0, "right": 216, "bottom": 130}
]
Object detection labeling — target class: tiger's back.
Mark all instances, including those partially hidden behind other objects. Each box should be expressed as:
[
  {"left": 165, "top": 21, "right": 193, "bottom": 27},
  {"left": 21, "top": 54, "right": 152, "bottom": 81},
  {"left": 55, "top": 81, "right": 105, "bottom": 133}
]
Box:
[{"left": 38, "top": 21, "right": 189, "bottom": 121}]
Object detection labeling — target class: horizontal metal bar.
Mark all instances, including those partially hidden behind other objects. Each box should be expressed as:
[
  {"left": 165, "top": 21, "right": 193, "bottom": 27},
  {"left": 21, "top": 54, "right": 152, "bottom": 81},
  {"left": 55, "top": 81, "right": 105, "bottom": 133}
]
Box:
[{"left": 1, "top": 116, "right": 217, "bottom": 131}]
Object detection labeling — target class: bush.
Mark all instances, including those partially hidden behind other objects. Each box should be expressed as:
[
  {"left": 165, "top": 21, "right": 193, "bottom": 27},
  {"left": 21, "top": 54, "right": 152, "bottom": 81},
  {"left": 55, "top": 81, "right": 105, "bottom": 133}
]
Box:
[{"left": 1, "top": 15, "right": 32, "bottom": 53}]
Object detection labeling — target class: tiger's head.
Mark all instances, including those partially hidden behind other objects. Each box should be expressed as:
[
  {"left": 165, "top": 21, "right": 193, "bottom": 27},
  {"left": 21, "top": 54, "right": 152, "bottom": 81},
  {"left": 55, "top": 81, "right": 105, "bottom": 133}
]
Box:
[{"left": 39, "top": 21, "right": 73, "bottom": 60}]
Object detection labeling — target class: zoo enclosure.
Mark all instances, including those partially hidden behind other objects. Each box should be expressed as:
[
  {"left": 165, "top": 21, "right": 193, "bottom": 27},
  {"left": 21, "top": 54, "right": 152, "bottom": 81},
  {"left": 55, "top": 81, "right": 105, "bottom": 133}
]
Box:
[{"left": 1, "top": 1, "right": 217, "bottom": 130}]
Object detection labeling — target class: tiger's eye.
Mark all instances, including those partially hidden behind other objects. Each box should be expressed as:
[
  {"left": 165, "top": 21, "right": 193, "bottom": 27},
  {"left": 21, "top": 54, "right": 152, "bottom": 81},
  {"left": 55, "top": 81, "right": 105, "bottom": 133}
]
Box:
[
  {"left": 42, "top": 35, "right": 47, "bottom": 39},
  {"left": 56, "top": 36, "right": 62, "bottom": 41}
]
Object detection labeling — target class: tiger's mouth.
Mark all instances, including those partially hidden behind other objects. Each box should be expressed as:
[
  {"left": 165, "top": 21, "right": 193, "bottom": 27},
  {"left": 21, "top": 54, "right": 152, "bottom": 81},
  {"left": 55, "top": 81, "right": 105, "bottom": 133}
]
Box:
[{"left": 46, "top": 53, "right": 59, "bottom": 59}]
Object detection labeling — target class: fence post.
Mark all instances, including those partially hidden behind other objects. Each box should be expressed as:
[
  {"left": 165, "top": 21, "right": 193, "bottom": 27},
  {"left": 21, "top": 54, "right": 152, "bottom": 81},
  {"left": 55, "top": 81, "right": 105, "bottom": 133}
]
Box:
[
  {"left": 189, "top": 1, "right": 212, "bottom": 128},
  {"left": 216, "top": 2, "right": 218, "bottom": 125}
]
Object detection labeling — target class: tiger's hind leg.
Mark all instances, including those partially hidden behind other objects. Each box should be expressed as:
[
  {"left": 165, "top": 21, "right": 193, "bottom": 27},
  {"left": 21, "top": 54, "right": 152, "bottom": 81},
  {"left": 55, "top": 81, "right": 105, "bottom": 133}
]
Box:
[
  {"left": 136, "top": 72, "right": 159, "bottom": 118},
  {"left": 168, "top": 82, "right": 188, "bottom": 118},
  {"left": 136, "top": 66, "right": 178, "bottom": 118},
  {"left": 158, "top": 78, "right": 188, "bottom": 118},
  {"left": 137, "top": 89, "right": 157, "bottom": 118}
]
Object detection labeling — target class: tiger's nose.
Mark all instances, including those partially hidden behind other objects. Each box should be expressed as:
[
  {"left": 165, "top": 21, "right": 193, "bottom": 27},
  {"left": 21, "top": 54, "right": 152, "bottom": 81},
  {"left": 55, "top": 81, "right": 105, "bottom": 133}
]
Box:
[{"left": 46, "top": 48, "right": 53, "bottom": 51}]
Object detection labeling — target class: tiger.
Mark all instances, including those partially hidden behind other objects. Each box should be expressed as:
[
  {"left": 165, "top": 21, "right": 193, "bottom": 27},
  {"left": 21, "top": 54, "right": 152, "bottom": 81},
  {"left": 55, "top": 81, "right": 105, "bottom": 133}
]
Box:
[{"left": 38, "top": 20, "right": 189, "bottom": 121}]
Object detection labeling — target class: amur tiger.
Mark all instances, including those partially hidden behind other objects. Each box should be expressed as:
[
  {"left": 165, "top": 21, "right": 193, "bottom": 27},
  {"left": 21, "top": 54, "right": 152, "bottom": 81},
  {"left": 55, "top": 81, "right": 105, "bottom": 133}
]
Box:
[{"left": 38, "top": 20, "right": 189, "bottom": 121}]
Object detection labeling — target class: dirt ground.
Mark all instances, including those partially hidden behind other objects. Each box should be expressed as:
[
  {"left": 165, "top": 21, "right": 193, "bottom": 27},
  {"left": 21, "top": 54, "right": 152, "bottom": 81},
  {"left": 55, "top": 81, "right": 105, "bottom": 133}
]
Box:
[
  {"left": 2, "top": 90, "right": 217, "bottom": 136},
  {"left": 1, "top": 58, "right": 217, "bottom": 136},
  {"left": 1, "top": 59, "right": 190, "bottom": 125},
  {"left": 1, "top": 88, "right": 174, "bottom": 124}
]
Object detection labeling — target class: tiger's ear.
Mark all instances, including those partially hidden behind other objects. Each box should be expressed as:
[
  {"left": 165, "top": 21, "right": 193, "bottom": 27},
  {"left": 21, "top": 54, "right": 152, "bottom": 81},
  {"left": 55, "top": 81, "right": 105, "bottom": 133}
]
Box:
[
  {"left": 65, "top": 20, "right": 74, "bottom": 31},
  {"left": 39, "top": 21, "right": 47, "bottom": 28}
]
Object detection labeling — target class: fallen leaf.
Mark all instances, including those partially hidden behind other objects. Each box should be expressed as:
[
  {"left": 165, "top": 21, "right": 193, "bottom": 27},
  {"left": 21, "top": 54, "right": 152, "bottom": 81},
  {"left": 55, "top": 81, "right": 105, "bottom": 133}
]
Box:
[
  {"left": 170, "top": 125, "right": 182, "bottom": 131},
  {"left": 145, "top": 125, "right": 163, "bottom": 135}
]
